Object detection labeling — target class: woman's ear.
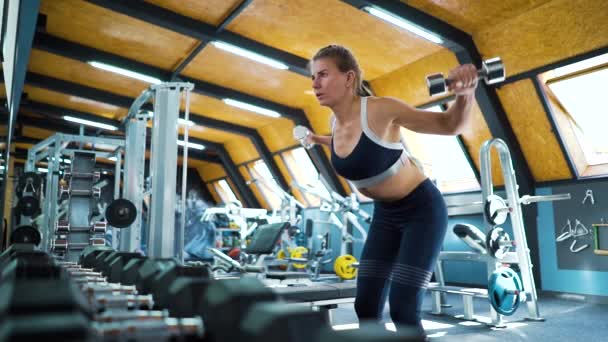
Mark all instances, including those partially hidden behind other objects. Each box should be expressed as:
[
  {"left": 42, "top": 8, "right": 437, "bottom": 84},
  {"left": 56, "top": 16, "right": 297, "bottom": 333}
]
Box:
[{"left": 346, "top": 70, "right": 356, "bottom": 88}]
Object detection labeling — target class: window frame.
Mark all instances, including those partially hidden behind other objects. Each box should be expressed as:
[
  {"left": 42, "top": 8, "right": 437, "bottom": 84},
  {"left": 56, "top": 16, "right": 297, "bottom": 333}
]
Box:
[
  {"left": 403, "top": 102, "right": 481, "bottom": 194},
  {"left": 242, "top": 159, "right": 282, "bottom": 210},
  {"left": 539, "top": 60, "right": 608, "bottom": 178},
  {"left": 278, "top": 146, "right": 333, "bottom": 208},
  {"left": 208, "top": 177, "right": 239, "bottom": 205}
]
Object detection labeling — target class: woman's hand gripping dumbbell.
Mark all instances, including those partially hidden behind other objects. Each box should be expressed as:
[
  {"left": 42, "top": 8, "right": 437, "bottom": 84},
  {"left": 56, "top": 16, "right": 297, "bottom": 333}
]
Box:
[{"left": 426, "top": 57, "right": 505, "bottom": 97}]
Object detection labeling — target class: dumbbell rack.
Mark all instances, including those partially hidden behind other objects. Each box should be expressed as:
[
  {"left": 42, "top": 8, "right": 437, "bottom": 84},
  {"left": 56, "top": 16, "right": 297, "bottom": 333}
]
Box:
[
  {"left": 25, "top": 133, "right": 125, "bottom": 257},
  {"left": 52, "top": 152, "right": 106, "bottom": 262}
]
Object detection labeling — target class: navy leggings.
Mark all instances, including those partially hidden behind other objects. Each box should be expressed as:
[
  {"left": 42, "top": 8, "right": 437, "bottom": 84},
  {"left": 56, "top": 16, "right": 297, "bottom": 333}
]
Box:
[{"left": 354, "top": 178, "right": 447, "bottom": 334}]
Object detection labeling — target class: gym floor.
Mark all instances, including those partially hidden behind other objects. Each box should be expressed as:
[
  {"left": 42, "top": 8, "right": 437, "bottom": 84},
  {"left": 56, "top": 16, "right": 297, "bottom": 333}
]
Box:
[{"left": 331, "top": 292, "right": 607, "bottom": 341}]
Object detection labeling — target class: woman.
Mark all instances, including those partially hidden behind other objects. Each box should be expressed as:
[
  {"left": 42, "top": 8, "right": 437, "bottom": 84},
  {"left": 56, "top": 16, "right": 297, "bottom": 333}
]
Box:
[{"left": 296, "top": 45, "right": 478, "bottom": 335}]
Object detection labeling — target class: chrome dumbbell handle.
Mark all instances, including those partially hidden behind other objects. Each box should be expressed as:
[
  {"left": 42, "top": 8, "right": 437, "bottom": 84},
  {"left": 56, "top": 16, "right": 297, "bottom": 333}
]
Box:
[
  {"left": 73, "top": 276, "right": 108, "bottom": 284},
  {"left": 93, "top": 317, "right": 204, "bottom": 339},
  {"left": 94, "top": 294, "right": 155, "bottom": 311},
  {"left": 94, "top": 310, "right": 168, "bottom": 323},
  {"left": 83, "top": 283, "right": 138, "bottom": 296}
]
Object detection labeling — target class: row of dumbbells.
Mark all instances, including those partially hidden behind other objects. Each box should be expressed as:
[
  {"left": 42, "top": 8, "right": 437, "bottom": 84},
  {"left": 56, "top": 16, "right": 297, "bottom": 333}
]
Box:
[
  {"left": 77, "top": 245, "right": 425, "bottom": 342},
  {"left": 1, "top": 242, "right": 424, "bottom": 341},
  {"left": 0, "top": 243, "right": 204, "bottom": 341},
  {"left": 57, "top": 260, "right": 204, "bottom": 340}
]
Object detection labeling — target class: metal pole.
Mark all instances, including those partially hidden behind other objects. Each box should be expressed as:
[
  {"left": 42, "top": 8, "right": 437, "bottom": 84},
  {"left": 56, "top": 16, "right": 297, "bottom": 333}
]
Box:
[
  {"left": 120, "top": 117, "right": 147, "bottom": 252},
  {"left": 147, "top": 83, "right": 193, "bottom": 258},
  {"left": 112, "top": 149, "right": 122, "bottom": 250},
  {"left": 179, "top": 88, "right": 192, "bottom": 263}
]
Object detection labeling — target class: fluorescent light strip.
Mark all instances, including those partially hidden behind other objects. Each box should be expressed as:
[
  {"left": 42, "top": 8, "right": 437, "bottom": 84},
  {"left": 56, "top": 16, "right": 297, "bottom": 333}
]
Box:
[
  {"left": 177, "top": 140, "right": 205, "bottom": 150},
  {"left": 146, "top": 111, "right": 194, "bottom": 126},
  {"left": 178, "top": 118, "right": 195, "bottom": 127},
  {"left": 88, "top": 61, "right": 162, "bottom": 84},
  {"left": 223, "top": 98, "right": 281, "bottom": 118},
  {"left": 37, "top": 167, "right": 48, "bottom": 173},
  {"left": 212, "top": 41, "right": 289, "bottom": 70},
  {"left": 363, "top": 6, "right": 444, "bottom": 44},
  {"left": 63, "top": 116, "right": 118, "bottom": 131}
]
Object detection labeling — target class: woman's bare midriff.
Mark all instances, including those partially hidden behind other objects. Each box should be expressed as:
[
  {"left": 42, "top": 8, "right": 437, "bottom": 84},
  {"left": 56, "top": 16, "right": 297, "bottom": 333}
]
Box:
[{"left": 357, "top": 158, "right": 428, "bottom": 202}]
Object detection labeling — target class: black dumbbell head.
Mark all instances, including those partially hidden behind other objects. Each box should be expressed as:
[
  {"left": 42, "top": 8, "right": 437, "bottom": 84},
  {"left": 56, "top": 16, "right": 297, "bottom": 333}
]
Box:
[{"left": 426, "top": 73, "right": 447, "bottom": 97}]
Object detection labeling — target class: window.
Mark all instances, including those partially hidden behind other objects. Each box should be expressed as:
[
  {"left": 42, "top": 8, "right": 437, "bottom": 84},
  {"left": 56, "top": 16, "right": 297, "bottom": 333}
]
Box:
[
  {"left": 281, "top": 147, "right": 331, "bottom": 207},
  {"left": 246, "top": 159, "right": 282, "bottom": 209},
  {"left": 401, "top": 105, "right": 480, "bottom": 193},
  {"left": 544, "top": 53, "right": 608, "bottom": 175},
  {"left": 211, "top": 178, "right": 238, "bottom": 204}
]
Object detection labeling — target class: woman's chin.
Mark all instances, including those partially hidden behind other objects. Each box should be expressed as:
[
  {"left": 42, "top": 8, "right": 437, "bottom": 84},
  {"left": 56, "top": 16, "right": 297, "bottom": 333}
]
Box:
[{"left": 317, "top": 98, "right": 331, "bottom": 107}]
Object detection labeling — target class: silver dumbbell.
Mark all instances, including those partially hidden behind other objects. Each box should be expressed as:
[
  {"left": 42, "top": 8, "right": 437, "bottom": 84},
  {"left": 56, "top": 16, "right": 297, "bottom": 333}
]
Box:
[
  {"left": 92, "top": 221, "right": 107, "bottom": 233},
  {"left": 55, "top": 220, "right": 70, "bottom": 233},
  {"left": 93, "top": 317, "right": 204, "bottom": 340},
  {"left": 426, "top": 57, "right": 505, "bottom": 97},
  {"left": 73, "top": 276, "right": 108, "bottom": 284},
  {"left": 293, "top": 125, "right": 314, "bottom": 149},
  {"left": 69, "top": 188, "right": 101, "bottom": 198},
  {"left": 82, "top": 284, "right": 138, "bottom": 300},
  {"left": 53, "top": 238, "right": 106, "bottom": 251},
  {"left": 94, "top": 309, "right": 169, "bottom": 323},
  {"left": 94, "top": 294, "right": 155, "bottom": 311}
]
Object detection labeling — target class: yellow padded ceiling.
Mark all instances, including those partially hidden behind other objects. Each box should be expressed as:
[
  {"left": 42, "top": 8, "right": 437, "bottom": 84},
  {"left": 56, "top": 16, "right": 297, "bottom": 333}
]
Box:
[
  {"left": 183, "top": 45, "right": 313, "bottom": 109},
  {"left": 188, "top": 93, "right": 283, "bottom": 129},
  {"left": 258, "top": 119, "right": 297, "bottom": 152},
  {"left": 28, "top": 49, "right": 149, "bottom": 99},
  {"left": 496, "top": 80, "right": 572, "bottom": 181},
  {"left": 40, "top": 0, "right": 197, "bottom": 70},
  {"left": 226, "top": 0, "right": 443, "bottom": 79},
  {"left": 144, "top": 0, "right": 242, "bottom": 26},
  {"left": 27, "top": 50, "right": 275, "bottom": 139},
  {"left": 22, "top": 126, "right": 55, "bottom": 140},
  {"left": 475, "top": 0, "right": 608, "bottom": 77},
  {"left": 177, "top": 126, "right": 247, "bottom": 145},
  {"left": 14, "top": 142, "right": 34, "bottom": 150},
  {"left": 24, "top": 85, "right": 127, "bottom": 120},
  {"left": 198, "top": 162, "right": 227, "bottom": 182},
  {"left": 403, "top": 0, "right": 551, "bottom": 34},
  {"left": 371, "top": 48, "right": 457, "bottom": 107}
]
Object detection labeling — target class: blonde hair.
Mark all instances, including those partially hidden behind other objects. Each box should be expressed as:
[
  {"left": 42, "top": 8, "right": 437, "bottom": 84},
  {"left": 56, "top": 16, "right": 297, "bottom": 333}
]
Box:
[{"left": 311, "top": 44, "right": 373, "bottom": 96}]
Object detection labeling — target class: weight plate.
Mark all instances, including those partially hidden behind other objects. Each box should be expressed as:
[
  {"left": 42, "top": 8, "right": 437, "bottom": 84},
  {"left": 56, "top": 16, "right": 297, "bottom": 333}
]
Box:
[
  {"left": 334, "top": 254, "right": 358, "bottom": 280},
  {"left": 18, "top": 196, "right": 40, "bottom": 217},
  {"left": 488, "top": 266, "right": 523, "bottom": 316},
  {"left": 289, "top": 246, "right": 308, "bottom": 269},
  {"left": 105, "top": 198, "right": 137, "bottom": 228},
  {"left": 484, "top": 195, "right": 508, "bottom": 226},
  {"left": 486, "top": 227, "right": 512, "bottom": 259},
  {"left": 18, "top": 172, "right": 42, "bottom": 192},
  {"left": 11, "top": 225, "right": 41, "bottom": 246}
]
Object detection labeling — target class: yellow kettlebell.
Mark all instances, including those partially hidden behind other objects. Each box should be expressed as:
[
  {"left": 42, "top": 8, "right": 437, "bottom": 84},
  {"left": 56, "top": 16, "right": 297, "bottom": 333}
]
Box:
[
  {"left": 334, "top": 254, "right": 358, "bottom": 280},
  {"left": 289, "top": 246, "right": 308, "bottom": 269}
]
